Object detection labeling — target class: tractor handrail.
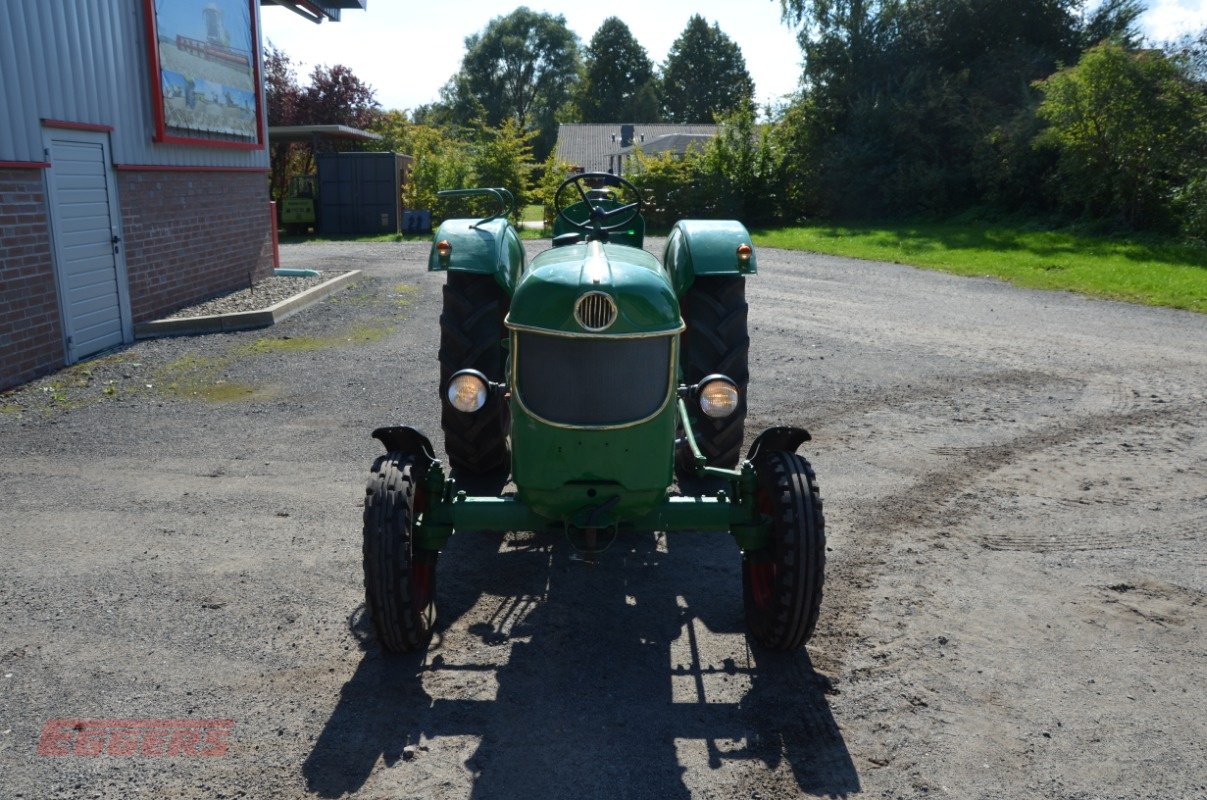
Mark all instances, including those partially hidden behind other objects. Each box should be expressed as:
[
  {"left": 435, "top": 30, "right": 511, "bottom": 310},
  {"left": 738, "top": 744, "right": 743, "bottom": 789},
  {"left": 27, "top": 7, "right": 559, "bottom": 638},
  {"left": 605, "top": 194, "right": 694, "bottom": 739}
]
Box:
[{"left": 437, "top": 187, "right": 516, "bottom": 228}]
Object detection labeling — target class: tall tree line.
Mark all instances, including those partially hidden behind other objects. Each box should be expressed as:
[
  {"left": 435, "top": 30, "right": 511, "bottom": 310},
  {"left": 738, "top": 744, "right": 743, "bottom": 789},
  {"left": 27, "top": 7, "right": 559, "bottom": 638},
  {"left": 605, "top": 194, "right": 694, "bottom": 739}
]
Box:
[
  {"left": 774, "top": 0, "right": 1207, "bottom": 235},
  {"left": 265, "top": 5, "right": 1207, "bottom": 239},
  {"left": 429, "top": 9, "right": 757, "bottom": 159}
]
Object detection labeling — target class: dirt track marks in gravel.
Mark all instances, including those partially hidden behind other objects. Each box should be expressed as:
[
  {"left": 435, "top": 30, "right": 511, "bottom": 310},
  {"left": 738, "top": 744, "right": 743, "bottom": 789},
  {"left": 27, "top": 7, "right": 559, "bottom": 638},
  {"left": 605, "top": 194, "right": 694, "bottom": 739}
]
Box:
[{"left": 2, "top": 241, "right": 1205, "bottom": 800}]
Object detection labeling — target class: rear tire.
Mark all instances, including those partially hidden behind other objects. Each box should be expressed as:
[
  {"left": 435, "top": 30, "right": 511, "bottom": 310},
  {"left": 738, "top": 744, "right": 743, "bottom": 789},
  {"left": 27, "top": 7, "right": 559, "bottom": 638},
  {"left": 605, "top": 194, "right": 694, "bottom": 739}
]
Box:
[
  {"left": 676, "top": 276, "right": 748, "bottom": 479},
  {"left": 439, "top": 272, "right": 510, "bottom": 474},
  {"left": 742, "top": 451, "right": 825, "bottom": 650},
  {"left": 363, "top": 452, "right": 437, "bottom": 652}
]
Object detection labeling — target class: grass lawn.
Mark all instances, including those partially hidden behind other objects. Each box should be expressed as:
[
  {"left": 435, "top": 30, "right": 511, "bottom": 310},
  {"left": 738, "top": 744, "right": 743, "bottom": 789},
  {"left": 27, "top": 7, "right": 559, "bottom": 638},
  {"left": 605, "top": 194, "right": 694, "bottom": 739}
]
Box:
[
  {"left": 752, "top": 222, "right": 1207, "bottom": 313},
  {"left": 522, "top": 204, "right": 544, "bottom": 223}
]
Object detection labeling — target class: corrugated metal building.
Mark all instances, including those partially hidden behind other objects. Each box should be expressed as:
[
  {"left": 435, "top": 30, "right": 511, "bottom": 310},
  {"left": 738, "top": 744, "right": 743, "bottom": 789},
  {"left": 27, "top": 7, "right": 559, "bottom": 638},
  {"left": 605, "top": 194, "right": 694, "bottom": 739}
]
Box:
[{"left": 0, "top": 0, "right": 364, "bottom": 391}]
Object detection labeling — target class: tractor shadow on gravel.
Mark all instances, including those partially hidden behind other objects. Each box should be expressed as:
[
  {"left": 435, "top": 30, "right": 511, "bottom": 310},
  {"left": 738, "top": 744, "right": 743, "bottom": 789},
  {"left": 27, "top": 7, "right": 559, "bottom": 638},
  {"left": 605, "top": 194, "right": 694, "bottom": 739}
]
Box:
[{"left": 303, "top": 530, "right": 859, "bottom": 798}]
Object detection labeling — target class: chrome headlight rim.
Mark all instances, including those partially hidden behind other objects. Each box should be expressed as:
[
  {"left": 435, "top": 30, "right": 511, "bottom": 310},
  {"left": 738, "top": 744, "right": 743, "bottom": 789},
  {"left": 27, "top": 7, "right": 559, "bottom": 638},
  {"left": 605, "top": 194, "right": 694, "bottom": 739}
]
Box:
[
  {"left": 446, "top": 369, "right": 491, "bottom": 413},
  {"left": 696, "top": 374, "right": 740, "bottom": 419}
]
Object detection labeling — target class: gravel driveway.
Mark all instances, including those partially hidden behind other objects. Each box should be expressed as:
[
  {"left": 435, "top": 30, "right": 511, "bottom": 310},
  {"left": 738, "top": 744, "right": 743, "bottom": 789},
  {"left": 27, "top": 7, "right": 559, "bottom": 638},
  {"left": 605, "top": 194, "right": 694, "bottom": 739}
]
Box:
[{"left": 1, "top": 238, "right": 1204, "bottom": 799}]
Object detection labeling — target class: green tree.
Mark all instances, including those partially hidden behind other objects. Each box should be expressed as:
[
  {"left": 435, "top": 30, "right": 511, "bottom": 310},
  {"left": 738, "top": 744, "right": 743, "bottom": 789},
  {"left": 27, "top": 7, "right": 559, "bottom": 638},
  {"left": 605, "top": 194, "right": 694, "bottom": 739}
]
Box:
[
  {"left": 368, "top": 109, "right": 413, "bottom": 153},
  {"left": 469, "top": 119, "right": 537, "bottom": 222},
  {"left": 442, "top": 7, "right": 581, "bottom": 159},
  {"left": 299, "top": 63, "right": 379, "bottom": 129},
  {"left": 536, "top": 151, "right": 575, "bottom": 229},
  {"left": 1079, "top": 0, "right": 1145, "bottom": 49},
  {"left": 264, "top": 47, "right": 379, "bottom": 203},
  {"left": 1165, "top": 26, "right": 1207, "bottom": 84},
  {"left": 264, "top": 43, "right": 302, "bottom": 202},
  {"left": 700, "top": 108, "right": 788, "bottom": 224},
  {"left": 627, "top": 150, "right": 707, "bottom": 228},
  {"left": 578, "top": 18, "right": 660, "bottom": 122},
  {"left": 401, "top": 125, "right": 472, "bottom": 220},
  {"left": 661, "top": 15, "right": 754, "bottom": 123},
  {"left": 1035, "top": 41, "right": 1207, "bottom": 228},
  {"left": 773, "top": 0, "right": 1146, "bottom": 218}
]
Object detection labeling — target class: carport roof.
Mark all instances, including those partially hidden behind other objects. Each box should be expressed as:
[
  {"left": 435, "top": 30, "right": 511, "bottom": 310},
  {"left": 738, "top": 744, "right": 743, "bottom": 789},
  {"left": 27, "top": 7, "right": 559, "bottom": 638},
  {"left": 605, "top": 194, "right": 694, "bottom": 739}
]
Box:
[
  {"left": 267, "top": 125, "right": 382, "bottom": 143},
  {"left": 261, "top": 0, "right": 367, "bottom": 23}
]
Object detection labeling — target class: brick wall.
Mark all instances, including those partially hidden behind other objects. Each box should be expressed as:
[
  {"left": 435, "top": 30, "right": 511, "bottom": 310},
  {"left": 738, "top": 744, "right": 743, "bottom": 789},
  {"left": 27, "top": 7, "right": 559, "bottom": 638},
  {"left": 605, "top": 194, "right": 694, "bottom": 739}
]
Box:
[
  {"left": 0, "top": 169, "right": 64, "bottom": 391},
  {"left": 119, "top": 170, "right": 273, "bottom": 322}
]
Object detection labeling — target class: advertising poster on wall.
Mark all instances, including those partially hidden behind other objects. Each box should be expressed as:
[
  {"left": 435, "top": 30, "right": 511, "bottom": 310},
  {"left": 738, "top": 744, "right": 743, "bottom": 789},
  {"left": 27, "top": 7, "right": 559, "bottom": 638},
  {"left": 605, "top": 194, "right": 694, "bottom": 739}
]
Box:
[{"left": 146, "top": 0, "right": 260, "bottom": 144}]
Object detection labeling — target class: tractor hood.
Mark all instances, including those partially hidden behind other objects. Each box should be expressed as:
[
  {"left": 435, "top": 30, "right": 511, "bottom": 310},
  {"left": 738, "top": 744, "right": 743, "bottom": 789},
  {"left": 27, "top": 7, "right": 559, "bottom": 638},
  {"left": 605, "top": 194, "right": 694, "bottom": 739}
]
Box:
[{"left": 506, "top": 241, "right": 683, "bottom": 336}]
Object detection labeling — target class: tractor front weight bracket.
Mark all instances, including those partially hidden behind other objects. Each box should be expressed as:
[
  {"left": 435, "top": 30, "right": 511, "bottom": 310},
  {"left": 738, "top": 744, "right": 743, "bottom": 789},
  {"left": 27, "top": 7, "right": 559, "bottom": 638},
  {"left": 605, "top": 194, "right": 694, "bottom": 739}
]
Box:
[{"left": 411, "top": 456, "right": 770, "bottom": 553}]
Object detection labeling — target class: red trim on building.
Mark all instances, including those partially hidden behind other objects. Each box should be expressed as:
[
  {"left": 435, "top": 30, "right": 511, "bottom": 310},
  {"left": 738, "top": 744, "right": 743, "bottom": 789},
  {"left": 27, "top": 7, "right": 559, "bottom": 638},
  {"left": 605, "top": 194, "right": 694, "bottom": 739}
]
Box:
[
  {"left": 114, "top": 164, "right": 269, "bottom": 173},
  {"left": 0, "top": 160, "right": 51, "bottom": 169},
  {"left": 41, "top": 119, "right": 114, "bottom": 132},
  {"left": 269, "top": 201, "right": 280, "bottom": 268},
  {"left": 155, "top": 133, "right": 263, "bottom": 151},
  {"left": 141, "top": 0, "right": 266, "bottom": 151}
]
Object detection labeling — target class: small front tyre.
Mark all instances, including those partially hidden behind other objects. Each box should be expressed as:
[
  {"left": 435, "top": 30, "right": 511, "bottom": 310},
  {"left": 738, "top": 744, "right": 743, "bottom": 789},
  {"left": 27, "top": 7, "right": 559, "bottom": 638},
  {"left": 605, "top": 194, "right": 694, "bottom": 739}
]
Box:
[
  {"left": 742, "top": 451, "right": 825, "bottom": 650},
  {"left": 363, "top": 452, "right": 437, "bottom": 652}
]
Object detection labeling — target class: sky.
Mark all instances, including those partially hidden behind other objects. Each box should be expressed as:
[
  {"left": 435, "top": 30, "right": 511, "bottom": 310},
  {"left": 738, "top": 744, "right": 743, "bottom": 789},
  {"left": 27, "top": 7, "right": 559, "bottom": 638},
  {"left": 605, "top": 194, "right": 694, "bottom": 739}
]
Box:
[{"left": 261, "top": 0, "right": 1207, "bottom": 115}]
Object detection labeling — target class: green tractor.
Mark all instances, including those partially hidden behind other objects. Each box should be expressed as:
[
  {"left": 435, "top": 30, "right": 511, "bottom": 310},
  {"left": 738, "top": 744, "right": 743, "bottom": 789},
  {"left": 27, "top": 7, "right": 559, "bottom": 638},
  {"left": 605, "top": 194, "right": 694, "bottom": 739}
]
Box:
[
  {"left": 363, "top": 174, "right": 825, "bottom": 652},
  {"left": 280, "top": 174, "right": 317, "bottom": 235}
]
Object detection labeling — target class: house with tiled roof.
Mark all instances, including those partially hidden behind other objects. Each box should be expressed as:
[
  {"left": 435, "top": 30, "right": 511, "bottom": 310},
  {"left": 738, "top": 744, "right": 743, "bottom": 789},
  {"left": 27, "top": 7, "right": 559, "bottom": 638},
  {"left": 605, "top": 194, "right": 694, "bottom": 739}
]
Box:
[{"left": 555, "top": 123, "right": 718, "bottom": 176}]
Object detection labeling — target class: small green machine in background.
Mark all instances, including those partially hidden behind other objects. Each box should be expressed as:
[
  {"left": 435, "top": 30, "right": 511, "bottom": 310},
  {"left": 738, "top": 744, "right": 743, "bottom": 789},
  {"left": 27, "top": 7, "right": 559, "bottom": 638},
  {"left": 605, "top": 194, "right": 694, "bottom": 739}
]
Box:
[
  {"left": 362, "top": 174, "right": 826, "bottom": 653},
  {"left": 279, "top": 175, "right": 317, "bottom": 235}
]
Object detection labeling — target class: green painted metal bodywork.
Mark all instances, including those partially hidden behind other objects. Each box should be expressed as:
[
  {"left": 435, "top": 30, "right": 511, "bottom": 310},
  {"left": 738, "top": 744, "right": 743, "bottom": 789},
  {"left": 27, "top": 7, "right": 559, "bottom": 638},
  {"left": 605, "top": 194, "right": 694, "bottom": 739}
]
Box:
[
  {"left": 508, "top": 241, "right": 681, "bottom": 336},
  {"left": 664, "top": 220, "right": 758, "bottom": 295},
  {"left": 509, "top": 378, "right": 678, "bottom": 521},
  {"left": 419, "top": 202, "right": 766, "bottom": 540},
  {"left": 427, "top": 218, "right": 526, "bottom": 293},
  {"left": 412, "top": 403, "right": 770, "bottom": 553}
]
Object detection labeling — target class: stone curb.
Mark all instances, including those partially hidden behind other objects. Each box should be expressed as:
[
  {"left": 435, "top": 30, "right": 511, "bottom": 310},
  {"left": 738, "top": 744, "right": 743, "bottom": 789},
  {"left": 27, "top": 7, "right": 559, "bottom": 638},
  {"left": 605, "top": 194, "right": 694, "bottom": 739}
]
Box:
[{"left": 133, "top": 270, "right": 362, "bottom": 339}]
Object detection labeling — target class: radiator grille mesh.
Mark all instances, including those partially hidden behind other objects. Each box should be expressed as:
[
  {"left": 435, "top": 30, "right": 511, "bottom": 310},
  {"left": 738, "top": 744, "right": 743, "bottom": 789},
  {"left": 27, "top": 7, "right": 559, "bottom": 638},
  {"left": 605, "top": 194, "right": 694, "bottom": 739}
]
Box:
[{"left": 517, "top": 332, "right": 671, "bottom": 426}]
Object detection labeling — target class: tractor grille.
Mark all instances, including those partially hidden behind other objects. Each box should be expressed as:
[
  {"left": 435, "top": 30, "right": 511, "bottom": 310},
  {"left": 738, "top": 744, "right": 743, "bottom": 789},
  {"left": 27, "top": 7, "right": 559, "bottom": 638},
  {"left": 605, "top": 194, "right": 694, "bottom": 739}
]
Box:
[
  {"left": 574, "top": 291, "right": 617, "bottom": 331},
  {"left": 516, "top": 332, "right": 672, "bottom": 426}
]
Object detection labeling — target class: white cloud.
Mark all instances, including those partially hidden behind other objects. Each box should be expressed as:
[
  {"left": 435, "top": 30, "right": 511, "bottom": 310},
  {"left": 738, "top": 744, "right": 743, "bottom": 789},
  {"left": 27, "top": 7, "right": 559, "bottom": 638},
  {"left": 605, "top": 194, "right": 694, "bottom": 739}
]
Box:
[{"left": 1141, "top": 0, "right": 1207, "bottom": 42}]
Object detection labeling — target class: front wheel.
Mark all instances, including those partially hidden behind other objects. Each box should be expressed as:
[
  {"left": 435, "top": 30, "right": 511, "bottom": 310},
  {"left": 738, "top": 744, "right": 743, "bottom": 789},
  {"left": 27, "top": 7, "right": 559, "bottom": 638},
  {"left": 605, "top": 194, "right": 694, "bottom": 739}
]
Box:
[
  {"left": 742, "top": 451, "right": 825, "bottom": 650},
  {"left": 363, "top": 452, "right": 437, "bottom": 652}
]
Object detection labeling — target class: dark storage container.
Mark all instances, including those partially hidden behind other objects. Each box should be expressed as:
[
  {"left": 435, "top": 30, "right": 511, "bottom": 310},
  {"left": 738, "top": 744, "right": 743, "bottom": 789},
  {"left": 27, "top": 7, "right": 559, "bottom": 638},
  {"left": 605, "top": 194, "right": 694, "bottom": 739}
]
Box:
[
  {"left": 402, "top": 209, "right": 432, "bottom": 233},
  {"left": 316, "top": 152, "right": 410, "bottom": 236}
]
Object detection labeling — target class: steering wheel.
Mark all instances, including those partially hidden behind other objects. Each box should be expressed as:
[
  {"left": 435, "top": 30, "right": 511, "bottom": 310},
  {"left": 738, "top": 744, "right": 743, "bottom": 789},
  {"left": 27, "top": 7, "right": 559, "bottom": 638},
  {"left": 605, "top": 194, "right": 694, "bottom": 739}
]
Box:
[{"left": 554, "top": 172, "right": 642, "bottom": 240}]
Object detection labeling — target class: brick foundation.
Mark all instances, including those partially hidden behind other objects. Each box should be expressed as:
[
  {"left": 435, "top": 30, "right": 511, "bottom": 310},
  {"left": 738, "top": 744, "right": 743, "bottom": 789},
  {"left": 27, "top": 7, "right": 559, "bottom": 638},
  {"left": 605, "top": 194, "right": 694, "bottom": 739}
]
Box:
[
  {"left": 0, "top": 169, "right": 64, "bottom": 392},
  {"left": 0, "top": 168, "right": 272, "bottom": 391},
  {"left": 119, "top": 169, "right": 273, "bottom": 323}
]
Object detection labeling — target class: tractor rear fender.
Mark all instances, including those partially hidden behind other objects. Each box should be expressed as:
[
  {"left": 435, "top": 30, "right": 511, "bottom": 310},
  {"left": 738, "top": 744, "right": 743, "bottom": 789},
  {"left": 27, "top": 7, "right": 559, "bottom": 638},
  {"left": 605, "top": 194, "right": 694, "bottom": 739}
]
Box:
[
  {"left": 664, "top": 220, "right": 758, "bottom": 296},
  {"left": 427, "top": 217, "right": 526, "bottom": 295}
]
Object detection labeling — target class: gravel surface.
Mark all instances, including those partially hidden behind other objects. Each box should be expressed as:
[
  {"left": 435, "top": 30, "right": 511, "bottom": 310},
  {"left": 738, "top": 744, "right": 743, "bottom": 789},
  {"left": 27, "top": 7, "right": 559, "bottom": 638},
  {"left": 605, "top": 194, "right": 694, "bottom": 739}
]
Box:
[
  {"left": 0, "top": 238, "right": 1204, "bottom": 799},
  {"left": 164, "top": 273, "right": 334, "bottom": 319}
]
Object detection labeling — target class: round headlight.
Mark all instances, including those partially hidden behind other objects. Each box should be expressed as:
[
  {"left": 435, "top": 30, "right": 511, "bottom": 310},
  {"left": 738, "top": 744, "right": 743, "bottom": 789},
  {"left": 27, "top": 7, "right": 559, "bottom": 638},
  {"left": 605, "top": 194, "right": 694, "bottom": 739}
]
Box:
[
  {"left": 699, "top": 377, "right": 739, "bottom": 418},
  {"left": 447, "top": 371, "right": 488, "bottom": 413}
]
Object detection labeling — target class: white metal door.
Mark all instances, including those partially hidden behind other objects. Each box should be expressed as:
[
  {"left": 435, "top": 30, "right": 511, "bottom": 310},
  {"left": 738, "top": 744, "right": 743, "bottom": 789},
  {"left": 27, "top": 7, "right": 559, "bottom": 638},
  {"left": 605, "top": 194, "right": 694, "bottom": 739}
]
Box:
[{"left": 44, "top": 131, "right": 130, "bottom": 361}]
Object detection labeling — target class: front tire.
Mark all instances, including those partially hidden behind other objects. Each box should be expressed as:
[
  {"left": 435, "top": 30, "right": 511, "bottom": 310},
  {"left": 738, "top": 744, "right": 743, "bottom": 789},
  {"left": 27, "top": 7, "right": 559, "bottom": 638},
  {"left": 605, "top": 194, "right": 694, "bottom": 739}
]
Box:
[
  {"left": 438, "top": 272, "right": 510, "bottom": 474},
  {"left": 676, "top": 276, "right": 749, "bottom": 479},
  {"left": 363, "top": 452, "right": 437, "bottom": 652},
  {"left": 742, "top": 451, "right": 825, "bottom": 650}
]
